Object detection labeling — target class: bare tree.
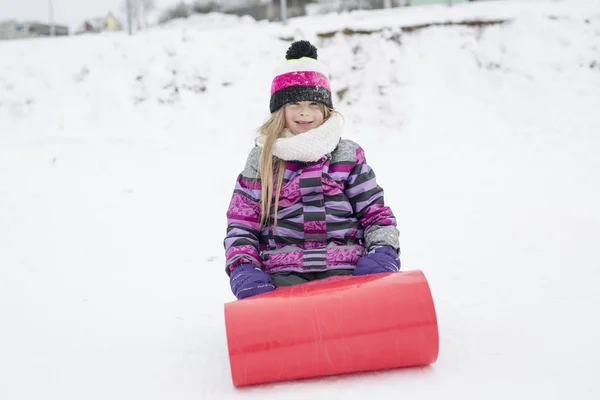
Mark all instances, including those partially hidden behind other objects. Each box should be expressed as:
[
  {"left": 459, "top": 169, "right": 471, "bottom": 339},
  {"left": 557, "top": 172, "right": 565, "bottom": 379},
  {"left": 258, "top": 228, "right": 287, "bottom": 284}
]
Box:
[
  {"left": 139, "top": 0, "right": 156, "bottom": 28},
  {"left": 123, "top": 0, "right": 156, "bottom": 31},
  {"left": 158, "top": 2, "right": 191, "bottom": 24},
  {"left": 125, "top": 0, "right": 133, "bottom": 34},
  {"left": 191, "top": 1, "right": 220, "bottom": 14}
]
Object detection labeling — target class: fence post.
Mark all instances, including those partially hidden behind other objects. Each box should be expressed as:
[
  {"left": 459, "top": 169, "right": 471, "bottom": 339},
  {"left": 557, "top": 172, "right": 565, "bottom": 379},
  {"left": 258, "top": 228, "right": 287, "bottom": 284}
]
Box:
[
  {"left": 281, "top": 0, "right": 287, "bottom": 24},
  {"left": 48, "top": 0, "right": 55, "bottom": 36},
  {"left": 126, "top": 0, "right": 133, "bottom": 35}
]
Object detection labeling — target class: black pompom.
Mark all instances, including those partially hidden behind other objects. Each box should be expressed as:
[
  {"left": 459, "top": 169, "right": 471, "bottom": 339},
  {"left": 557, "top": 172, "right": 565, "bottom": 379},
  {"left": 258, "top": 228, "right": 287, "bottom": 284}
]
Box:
[{"left": 285, "top": 40, "right": 318, "bottom": 60}]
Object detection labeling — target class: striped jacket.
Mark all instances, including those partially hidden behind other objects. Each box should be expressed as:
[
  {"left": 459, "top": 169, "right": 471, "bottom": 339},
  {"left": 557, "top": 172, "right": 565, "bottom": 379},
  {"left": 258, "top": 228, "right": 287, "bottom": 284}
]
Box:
[{"left": 224, "top": 139, "right": 399, "bottom": 275}]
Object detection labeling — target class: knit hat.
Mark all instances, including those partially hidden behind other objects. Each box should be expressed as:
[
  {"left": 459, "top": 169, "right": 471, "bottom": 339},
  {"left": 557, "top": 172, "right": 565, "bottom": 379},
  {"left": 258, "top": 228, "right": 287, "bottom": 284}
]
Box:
[{"left": 269, "top": 40, "right": 333, "bottom": 113}]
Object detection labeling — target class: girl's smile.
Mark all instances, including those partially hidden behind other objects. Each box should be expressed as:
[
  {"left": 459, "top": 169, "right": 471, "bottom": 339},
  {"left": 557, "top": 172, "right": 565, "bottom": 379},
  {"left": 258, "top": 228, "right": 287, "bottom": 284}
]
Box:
[{"left": 285, "top": 101, "right": 325, "bottom": 134}]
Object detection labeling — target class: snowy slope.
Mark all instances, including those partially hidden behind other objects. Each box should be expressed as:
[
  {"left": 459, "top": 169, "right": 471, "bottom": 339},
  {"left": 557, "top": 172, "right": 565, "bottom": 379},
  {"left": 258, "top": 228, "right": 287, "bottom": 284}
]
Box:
[{"left": 1, "top": 0, "right": 600, "bottom": 399}]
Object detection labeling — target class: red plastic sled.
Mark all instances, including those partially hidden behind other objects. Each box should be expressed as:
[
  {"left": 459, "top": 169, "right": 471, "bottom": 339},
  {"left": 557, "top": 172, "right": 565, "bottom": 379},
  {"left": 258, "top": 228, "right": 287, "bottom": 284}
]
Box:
[{"left": 224, "top": 270, "right": 438, "bottom": 387}]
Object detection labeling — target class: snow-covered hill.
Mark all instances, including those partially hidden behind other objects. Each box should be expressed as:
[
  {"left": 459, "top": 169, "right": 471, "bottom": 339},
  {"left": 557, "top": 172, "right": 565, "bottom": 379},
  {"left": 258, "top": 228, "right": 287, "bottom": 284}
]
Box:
[{"left": 1, "top": 1, "right": 599, "bottom": 399}]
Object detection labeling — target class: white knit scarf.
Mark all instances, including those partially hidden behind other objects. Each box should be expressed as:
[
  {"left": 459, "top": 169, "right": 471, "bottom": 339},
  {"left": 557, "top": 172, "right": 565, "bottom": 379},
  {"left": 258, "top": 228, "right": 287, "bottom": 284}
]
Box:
[{"left": 256, "top": 114, "right": 343, "bottom": 162}]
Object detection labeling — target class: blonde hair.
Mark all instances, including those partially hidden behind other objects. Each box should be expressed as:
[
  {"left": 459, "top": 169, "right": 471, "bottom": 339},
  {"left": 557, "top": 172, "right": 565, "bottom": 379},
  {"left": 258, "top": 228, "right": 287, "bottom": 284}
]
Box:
[{"left": 258, "top": 103, "right": 333, "bottom": 227}]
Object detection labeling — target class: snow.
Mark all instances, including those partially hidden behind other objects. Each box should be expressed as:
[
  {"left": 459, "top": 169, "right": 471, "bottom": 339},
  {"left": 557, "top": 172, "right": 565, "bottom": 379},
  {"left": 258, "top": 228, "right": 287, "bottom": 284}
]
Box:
[{"left": 1, "top": 0, "right": 600, "bottom": 398}]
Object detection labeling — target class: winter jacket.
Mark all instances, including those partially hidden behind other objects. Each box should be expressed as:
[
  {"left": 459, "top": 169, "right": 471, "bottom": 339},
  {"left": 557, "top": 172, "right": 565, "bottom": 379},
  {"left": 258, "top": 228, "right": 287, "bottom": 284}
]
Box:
[{"left": 224, "top": 139, "right": 399, "bottom": 275}]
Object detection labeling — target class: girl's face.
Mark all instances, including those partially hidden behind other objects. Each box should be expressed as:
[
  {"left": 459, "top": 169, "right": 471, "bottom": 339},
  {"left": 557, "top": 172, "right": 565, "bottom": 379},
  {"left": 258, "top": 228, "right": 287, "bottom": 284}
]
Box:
[{"left": 284, "top": 101, "right": 325, "bottom": 135}]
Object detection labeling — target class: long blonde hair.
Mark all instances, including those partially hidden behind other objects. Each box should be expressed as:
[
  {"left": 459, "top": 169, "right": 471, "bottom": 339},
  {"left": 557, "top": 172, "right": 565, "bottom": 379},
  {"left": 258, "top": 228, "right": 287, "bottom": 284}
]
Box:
[{"left": 258, "top": 104, "right": 332, "bottom": 227}]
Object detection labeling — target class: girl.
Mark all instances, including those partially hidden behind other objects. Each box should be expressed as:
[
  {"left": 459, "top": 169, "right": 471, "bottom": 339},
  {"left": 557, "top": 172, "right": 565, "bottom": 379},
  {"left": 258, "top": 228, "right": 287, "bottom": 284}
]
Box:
[{"left": 225, "top": 41, "right": 400, "bottom": 299}]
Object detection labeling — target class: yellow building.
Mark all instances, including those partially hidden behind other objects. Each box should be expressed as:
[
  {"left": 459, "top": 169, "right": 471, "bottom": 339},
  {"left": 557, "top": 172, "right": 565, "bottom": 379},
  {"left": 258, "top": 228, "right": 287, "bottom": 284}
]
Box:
[{"left": 105, "top": 12, "right": 123, "bottom": 32}]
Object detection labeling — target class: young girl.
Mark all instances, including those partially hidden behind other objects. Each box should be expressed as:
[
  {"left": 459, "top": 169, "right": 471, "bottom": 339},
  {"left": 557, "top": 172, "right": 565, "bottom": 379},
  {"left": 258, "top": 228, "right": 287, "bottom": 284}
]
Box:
[{"left": 225, "top": 40, "right": 400, "bottom": 299}]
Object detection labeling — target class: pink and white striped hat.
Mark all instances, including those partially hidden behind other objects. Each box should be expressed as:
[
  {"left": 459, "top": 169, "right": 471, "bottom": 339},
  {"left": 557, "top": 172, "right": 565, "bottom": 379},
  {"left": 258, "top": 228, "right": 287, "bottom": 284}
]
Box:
[{"left": 269, "top": 41, "right": 333, "bottom": 113}]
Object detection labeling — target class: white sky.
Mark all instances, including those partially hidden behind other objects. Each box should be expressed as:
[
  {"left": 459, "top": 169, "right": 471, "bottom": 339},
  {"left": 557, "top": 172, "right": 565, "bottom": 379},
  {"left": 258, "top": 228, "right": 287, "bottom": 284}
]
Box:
[{"left": 0, "top": 0, "right": 176, "bottom": 28}]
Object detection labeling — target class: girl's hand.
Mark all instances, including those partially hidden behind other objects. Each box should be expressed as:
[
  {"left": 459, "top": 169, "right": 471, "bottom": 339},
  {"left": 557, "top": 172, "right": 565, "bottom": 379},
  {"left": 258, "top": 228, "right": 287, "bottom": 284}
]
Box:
[
  {"left": 230, "top": 264, "right": 276, "bottom": 299},
  {"left": 353, "top": 246, "right": 400, "bottom": 276}
]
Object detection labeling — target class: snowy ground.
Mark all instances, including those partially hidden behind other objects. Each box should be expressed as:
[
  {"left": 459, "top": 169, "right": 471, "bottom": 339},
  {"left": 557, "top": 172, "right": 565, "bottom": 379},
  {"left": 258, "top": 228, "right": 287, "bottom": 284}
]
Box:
[{"left": 1, "top": 0, "right": 600, "bottom": 398}]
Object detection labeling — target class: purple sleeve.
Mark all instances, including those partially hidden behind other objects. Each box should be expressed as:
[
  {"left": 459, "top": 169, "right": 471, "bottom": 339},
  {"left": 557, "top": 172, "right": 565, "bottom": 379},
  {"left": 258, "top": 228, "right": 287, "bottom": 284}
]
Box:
[
  {"left": 344, "top": 146, "right": 399, "bottom": 251},
  {"left": 223, "top": 150, "right": 263, "bottom": 273}
]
